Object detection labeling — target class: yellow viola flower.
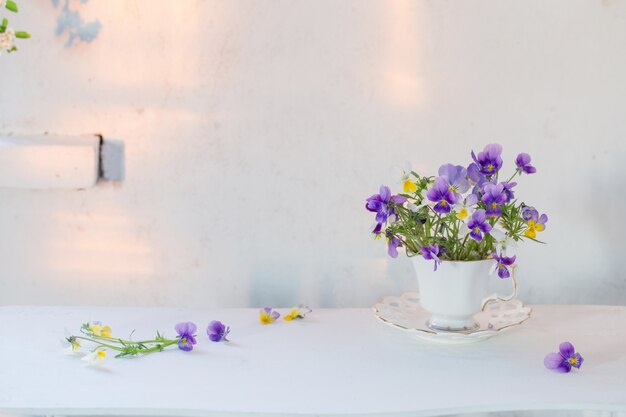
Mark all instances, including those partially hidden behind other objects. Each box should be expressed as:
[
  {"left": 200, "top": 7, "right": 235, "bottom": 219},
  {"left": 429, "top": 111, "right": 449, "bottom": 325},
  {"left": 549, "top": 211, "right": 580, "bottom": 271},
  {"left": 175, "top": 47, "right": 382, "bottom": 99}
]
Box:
[
  {"left": 524, "top": 220, "right": 545, "bottom": 239},
  {"left": 259, "top": 308, "right": 280, "bottom": 324},
  {"left": 284, "top": 306, "right": 312, "bottom": 321},
  {"left": 89, "top": 322, "right": 112, "bottom": 338}
]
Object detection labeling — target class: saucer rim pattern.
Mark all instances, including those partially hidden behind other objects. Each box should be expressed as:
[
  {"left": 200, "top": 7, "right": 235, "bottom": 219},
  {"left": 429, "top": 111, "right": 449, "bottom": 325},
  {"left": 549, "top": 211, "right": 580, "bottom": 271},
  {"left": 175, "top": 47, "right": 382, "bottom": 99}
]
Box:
[{"left": 372, "top": 291, "right": 532, "bottom": 338}]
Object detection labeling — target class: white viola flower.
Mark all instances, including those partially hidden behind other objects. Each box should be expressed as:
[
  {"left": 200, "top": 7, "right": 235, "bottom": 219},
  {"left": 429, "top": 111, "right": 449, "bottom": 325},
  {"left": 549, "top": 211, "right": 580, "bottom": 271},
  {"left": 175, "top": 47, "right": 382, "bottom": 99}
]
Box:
[
  {"left": 406, "top": 201, "right": 419, "bottom": 212},
  {"left": 489, "top": 228, "right": 517, "bottom": 252},
  {"left": 391, "top": 161, "right": 419, "bottom": 194},
  {"left": 454, "top": 193, "right": 479, "bottom": 221},
  {"left": 81, "top": 349, "right": 107, "bottom": 366}
]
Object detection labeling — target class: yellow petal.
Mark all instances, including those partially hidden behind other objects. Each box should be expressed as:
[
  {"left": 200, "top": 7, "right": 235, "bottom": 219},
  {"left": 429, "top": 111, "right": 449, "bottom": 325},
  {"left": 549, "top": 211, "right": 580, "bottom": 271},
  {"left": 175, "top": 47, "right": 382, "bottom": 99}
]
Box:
[
  {"left": 456, "top": 208, "right": 468, "bottom": 219},
  {"left": 403, "top": 179, "right": 417, "bottom": 193},
  {"left": 524, "top": 228, "right": 536, "bottom": 239},
  {"left": 535, "top": 223, "right": 545, "bottom": 232},
  {"left": 101, "top": 326, "right": 112, "bottom": 338}
]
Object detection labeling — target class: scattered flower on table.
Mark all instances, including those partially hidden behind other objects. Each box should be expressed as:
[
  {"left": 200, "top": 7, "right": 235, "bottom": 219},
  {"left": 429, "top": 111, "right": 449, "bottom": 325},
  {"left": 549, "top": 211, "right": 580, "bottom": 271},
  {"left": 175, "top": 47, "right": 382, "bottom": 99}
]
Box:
[
  {"left": 87, "top": 321, "right": 112, "bottom": 338},
  {"left": 491, "top": 252, "right": 516, "bottom": 279},
  {"left": 544, "top": 342, "right": 584, "bottom": 373},
  {"left": 65, "top": 321, "right": 197, "bottom": 361},
  {"left": 284, "top": 306, "right": 312, "bottom": 321},
  {"left": 175, "top": 322, "right": 198, "bottom": 351},
  {"left": 260, "top": 307, "right": 280, "bottom": 324},
  {"left": 207, "top": 320, "right": 230, "bottom": 342},
  {"left": 81, "top": 348, "right": 107, "bottom": 366}
]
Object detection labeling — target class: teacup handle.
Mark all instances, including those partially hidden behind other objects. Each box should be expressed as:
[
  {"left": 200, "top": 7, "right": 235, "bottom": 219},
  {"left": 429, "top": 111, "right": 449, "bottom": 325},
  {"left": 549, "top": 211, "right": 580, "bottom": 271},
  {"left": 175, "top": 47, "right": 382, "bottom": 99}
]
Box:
[{"left": 481, "top": 265, "right": 518, "bottom": 311}]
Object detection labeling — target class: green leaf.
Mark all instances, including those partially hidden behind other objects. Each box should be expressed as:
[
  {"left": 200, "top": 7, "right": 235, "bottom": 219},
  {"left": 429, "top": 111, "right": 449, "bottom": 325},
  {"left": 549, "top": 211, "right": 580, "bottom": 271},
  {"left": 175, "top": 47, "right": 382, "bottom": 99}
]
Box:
[
  {"left": 5, "top": 0, "right": 18, "bottom": 13},
  {"left": 7, "top": 46, "right": 17, "bottom": 53},
  {"left": 0, "top": 18, "right": 7, "bottom": 33},
  {"left": 15, "top": 31, "right": 30, "bottom": 39}
]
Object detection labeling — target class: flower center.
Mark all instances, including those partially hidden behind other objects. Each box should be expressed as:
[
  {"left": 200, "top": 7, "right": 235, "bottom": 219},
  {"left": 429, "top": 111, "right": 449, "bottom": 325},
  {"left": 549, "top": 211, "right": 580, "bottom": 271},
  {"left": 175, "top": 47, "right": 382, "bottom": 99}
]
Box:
[
  {"left": 441, "top": 200, "right": 447, "bottom": 206},
  {"left": 97, "top": 350, "right": 106, "bottom": 358},
  {"left": 181, "top": 337, "right": 187, "bottom": 344},
  {"left": 499, "top": 264, "right": 505, "bottom": 269},
  {"left": 474, "top": 227, "right": 480, "bottom": 233},
  {"left": 568, "top": 358, "right": 578, "bottom": 365},
  {"left": 491, "top": 202, "right": 497, "bottom": 209},
  {"left": 487, "top": 164, "right": 494, "bottom": 172}
]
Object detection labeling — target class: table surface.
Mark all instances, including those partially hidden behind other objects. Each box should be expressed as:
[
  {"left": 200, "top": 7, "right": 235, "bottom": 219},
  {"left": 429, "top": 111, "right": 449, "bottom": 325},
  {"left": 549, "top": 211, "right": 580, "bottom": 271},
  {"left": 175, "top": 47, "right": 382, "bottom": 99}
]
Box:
[{"left": 1, "top": 305, "right": 625, "bottom": 417}]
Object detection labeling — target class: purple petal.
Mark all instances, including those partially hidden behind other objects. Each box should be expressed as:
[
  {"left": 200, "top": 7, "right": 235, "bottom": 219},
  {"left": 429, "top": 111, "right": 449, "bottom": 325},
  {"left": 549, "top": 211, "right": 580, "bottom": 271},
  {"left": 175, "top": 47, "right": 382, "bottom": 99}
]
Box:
[
  {"left": 470, "top": 230, "right": 483, "bottom": 241},
  {"left": 372, "top": 222, "right": 382, "bottom": 234},
  {"left": 175, "top": 322, "right": 196, "bottom": 337},
  {"left": 178, "top": 339, "right": 194, "bottom": 351},
  {"left": 486, "top": 143, "right": 503, "bottom": 160},
  {"left": 209, "top": 333, "right": 221, "bottom": 342},
  {"left": 365, "top": 197, "right": 382, "bottom": 212},
  {"left": 465, "top": 193, "right": 478, "bottom": 206},
  {"left": 391, "top": 195, "right": 407, "bottom": 204},
  {"left": 434, "top": 201, "right": 452, "bottom": 214},
  {"left": 544, "top": 352, "right": 571, "bottom": 373},
  {"left": 502, "top": 255, "right": 516, "bottom": 266},
  {"left": 378, "top": 186, "right": 391, "bottom": 203},
  {"left": 538, "top": 214, "right": 548, "bottom": 225},
  {"left": 559, "top": 342, "right": 575, "bottom": 358},
  {"left": 516, "top": 153, "right": 531, "bottom": 167},
  {"left": 524, "top": 165, "right": 537, "bottom": 174},
  {"left": 472, "top": 209, "right": 487, "bottom": 223},
  {"left": 387, "top": 242, "right": 399, "bottom": 258},
  {"left": 426, "top": 187, "right": 441, "bottom": 203},
  {"left": 271, "top": 310, "right": 280, "bottom": 320},
  {"left": 497, "top": 266, "right": 510, "bottom": 279},
  {"left": 573, "top": 353, "right": 584, "bottom": 368}
]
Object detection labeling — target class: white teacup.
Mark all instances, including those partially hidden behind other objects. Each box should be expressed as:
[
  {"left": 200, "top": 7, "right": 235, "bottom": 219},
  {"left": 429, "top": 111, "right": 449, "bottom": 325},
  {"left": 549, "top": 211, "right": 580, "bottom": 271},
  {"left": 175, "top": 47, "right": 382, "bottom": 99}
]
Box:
[{"left": 411, "top": 258, "right": 517, "bottom": 331}]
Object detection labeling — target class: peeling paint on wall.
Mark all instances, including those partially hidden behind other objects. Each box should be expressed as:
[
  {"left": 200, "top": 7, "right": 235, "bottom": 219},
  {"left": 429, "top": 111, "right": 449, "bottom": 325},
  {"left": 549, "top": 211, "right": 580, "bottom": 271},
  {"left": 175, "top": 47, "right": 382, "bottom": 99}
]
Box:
[{"left": 52, "top": 0, "right": 101, "bottom": 47}]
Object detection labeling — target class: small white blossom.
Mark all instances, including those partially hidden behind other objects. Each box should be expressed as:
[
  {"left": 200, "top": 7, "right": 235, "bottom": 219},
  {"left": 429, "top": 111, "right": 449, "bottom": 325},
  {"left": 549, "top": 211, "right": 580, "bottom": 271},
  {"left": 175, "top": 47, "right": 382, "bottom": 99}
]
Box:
[
  {"left": 81, "top": 349, "right": 107, "bottom": 366},
  {"left": 0, "top": 28, "right": 15, "bottom": 52}
]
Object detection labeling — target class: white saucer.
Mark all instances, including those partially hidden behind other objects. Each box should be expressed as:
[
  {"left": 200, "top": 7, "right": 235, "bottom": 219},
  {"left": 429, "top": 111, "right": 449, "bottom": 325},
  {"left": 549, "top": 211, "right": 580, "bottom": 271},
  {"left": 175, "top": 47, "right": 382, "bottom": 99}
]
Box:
[{"left": 373, "top": 292, "right": 532, "bottom": 344}]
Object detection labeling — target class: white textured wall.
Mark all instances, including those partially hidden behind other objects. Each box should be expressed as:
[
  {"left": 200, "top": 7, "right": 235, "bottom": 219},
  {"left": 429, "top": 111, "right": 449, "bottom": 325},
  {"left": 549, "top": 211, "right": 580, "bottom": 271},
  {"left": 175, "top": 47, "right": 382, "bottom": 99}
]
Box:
[{"left": 1, "top": 0, "right": 625, "bottom": 307}]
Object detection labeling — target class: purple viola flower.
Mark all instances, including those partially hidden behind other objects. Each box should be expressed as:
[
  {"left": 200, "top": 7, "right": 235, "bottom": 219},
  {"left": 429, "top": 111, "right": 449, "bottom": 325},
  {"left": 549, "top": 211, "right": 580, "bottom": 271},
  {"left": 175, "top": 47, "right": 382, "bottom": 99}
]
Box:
[
  {"left": 516, "top": 153, "right": 537, "bottom": 174},
  {"left": 491, "top": 252, "right": 516, "bottom": 279},
  {"left": 467, "top": 209, "right": 492, "bottom": 241},
  {"left": 175, "top": 322, "right": 198, "bottom": 351},
  {"left": 426, "top": 177, "right": 457, "bottom": 214},
  {"left": 467, "top": 163, "right": 488, "bottom": 194},
  {"left": 438, "top": 164, "right": 470, "bottom": 201},
  {"left": 386, "top": 233, "right": 403, "bottom": 258},
  {"left": 471, "top": 144, "right": 503, "bottom": 176},
  {"left": 365, "top": 185, "right": 407, "bottom": 232},
  {"left": 501, "top": 181, "right": 517, "bottom": 203},
  {"left": 481, "top": 183, "right": 508, "bottom": 217},
  {"left": 421, "top": 244, "right": 442, "bottom": 271},
  {"left": 207, "top": 320, "right": 230, "bottom": 342},
  {"left": 544, "top": 342, "right": 584, "bottom": 373}
]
